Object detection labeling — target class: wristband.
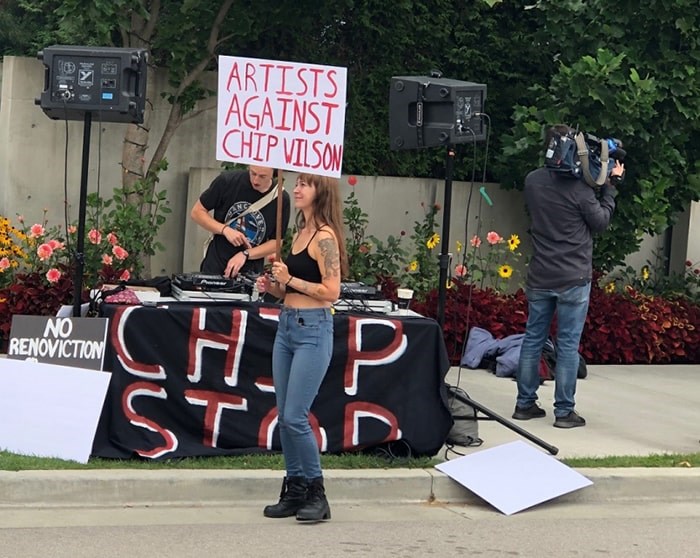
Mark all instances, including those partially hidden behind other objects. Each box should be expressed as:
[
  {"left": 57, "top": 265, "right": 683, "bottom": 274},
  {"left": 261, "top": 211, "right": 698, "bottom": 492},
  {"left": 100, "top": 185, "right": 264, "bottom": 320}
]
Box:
[
  {"left": 220, "top": 224, "right": 227, "bottom": 235},
  {"left": 285, "top": 276, "right": 293, "bottom": 286}
]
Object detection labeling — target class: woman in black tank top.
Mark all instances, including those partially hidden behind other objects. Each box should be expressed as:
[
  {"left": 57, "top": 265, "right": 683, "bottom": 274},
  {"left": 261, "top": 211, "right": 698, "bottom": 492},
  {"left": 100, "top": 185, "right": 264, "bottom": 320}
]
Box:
[{"left": 256, "top": 173, "right": 347, "bottom": 523}]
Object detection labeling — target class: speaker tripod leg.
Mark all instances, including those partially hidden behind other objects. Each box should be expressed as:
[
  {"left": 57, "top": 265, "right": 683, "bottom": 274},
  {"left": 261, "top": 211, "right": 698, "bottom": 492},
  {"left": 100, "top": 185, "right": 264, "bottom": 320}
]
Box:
[{"left": 460, "top": 390, "right": 559, "bottom": 455}]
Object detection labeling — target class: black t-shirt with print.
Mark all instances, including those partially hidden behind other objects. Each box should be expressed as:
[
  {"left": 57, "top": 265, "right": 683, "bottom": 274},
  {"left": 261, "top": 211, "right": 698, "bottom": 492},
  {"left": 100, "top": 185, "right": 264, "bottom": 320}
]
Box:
[{"left": 199, "top": 170, "right": 291, "bottom": 275}]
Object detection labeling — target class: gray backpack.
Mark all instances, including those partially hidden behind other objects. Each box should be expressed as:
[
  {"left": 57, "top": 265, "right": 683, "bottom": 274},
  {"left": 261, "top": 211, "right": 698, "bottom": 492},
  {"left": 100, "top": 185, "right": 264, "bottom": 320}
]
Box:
[{"left": 445, "top": 384, "right": 482, "bottom": 450}]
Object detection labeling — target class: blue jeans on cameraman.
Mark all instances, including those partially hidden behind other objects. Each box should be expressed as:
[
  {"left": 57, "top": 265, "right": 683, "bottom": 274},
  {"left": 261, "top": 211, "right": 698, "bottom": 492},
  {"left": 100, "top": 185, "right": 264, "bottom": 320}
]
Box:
[
  {"left": 516, "top": 282, "right": 591, "bottom": 418},
  {"left": 272, "top": 307, "right": 333, "bottom": 480}
]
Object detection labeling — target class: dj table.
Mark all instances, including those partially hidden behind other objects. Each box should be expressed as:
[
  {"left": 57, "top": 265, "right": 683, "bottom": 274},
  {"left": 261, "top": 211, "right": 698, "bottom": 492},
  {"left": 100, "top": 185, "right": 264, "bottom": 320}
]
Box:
[{"left": 93, "top": 301, "right": 453, "bottom": 460}]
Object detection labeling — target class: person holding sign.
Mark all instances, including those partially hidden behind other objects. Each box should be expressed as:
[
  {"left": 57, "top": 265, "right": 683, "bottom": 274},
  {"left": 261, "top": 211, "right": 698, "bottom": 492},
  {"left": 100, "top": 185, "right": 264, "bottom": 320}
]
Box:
[
  {"left": 256, "top": 173, "right": 347, "bottom": 523},
  {"left": 191, "top": 165, "right": 291, "bottom": 277}
]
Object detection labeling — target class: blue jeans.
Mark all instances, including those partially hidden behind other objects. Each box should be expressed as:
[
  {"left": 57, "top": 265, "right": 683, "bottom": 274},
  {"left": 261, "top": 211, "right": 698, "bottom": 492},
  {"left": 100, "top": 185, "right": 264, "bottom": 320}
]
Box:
[
  {"left": 272, "top": 307, "right": 333, "bottom": 479},
  {"left": 516, "top": 282, "right": 591, "bottom": 417}
]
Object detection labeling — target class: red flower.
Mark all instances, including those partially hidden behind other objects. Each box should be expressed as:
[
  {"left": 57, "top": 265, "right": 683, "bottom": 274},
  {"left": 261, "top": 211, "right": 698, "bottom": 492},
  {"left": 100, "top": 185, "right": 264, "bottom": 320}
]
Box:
[
  {"left": 486, "top": 231, "right": 502, "bottom": 245},
  {"left": 46, "top": 268, "right": 62, "bottom": 283},
  {"left": 112, "top": 245, "right": 129, "bottom": 260},
  {"left": 29, "top": 223, "right": 45, "bottom": 238},
  {"left": 347, "top": 176, "right": 357, "bottom": 186},
  {"left": 88, "top": 229, "right": 102, "bottom": 245},
  {"left": 37, "top": 243, "right": 54, "bottom": 261}
]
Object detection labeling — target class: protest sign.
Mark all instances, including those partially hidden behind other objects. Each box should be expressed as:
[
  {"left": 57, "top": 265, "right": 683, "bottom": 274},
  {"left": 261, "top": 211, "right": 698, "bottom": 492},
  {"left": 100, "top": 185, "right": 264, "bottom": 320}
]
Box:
[
  {"left": 217, "top": 56, "right": 347, "bottom": 178},
  {"left": 7, "top": 315, "right": 108, "bottom": 371}
]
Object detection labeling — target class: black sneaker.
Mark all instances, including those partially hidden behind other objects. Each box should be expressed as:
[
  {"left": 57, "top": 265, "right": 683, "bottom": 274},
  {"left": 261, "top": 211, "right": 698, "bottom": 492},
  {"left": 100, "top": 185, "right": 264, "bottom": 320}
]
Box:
[
  {"left": 553, "top": 411, "right": 586, "bottom": 429},
  {"left": 512, "top": 403, "right": 546, "bottom": 420}
]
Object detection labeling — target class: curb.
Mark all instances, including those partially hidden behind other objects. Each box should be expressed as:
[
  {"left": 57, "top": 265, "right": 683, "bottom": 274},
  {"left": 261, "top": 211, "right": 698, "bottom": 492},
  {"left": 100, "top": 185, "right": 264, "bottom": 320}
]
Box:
[{"left": 1, "top": 468, "right": 699, "bottom": 509}]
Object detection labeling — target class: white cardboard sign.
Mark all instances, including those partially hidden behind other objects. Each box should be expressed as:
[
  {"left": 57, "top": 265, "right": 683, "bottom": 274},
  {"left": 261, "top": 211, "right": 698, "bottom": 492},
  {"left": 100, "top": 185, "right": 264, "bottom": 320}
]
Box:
[
  {"left": 436, "top": 440, "right": 593, "bottom": 515},
  {"left": 0, "top": 359, "right": 111, "bottom": 463},
  {"left": 216, "top": 55, "right": 347, "bottom": 178}
]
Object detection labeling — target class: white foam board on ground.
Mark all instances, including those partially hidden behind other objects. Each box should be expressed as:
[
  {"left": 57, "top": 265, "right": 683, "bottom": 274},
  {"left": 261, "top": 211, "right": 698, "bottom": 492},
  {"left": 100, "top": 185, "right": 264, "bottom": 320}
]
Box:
[{"left": 436, "top": 440, "right": 593, "bottom": 515}]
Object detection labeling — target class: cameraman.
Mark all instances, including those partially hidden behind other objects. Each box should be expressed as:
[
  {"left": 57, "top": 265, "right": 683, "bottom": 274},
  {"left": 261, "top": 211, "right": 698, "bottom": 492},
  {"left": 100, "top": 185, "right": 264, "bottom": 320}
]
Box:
[{"left": 512, "top": 124, "right": 625, "bottom": 428}]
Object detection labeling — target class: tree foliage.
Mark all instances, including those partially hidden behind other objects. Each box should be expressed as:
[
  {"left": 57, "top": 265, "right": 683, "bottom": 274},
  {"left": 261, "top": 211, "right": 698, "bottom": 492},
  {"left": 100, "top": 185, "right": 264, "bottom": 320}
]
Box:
[
  {"left": 2, "top": 0, "right": 699, "bottom": 271},
  {"left": 496, "top": 0, "right": 700, "bottom": 270}
]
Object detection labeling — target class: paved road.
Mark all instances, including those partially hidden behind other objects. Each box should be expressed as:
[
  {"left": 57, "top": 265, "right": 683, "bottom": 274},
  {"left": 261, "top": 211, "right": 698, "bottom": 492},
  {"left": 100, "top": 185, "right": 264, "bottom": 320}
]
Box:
[{"left": 2, "top": 501, "right": 700, "bottom": 558}]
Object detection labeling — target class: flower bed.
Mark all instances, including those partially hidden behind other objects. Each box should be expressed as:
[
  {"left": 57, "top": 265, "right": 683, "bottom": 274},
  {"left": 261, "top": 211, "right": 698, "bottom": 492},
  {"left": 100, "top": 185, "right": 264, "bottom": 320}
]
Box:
[{"left": 407, "top": 281, "right": 699, "bottom": 366}]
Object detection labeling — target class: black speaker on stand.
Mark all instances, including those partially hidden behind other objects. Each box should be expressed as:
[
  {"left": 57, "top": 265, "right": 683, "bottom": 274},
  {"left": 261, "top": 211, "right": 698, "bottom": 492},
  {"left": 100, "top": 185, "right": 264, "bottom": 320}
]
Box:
[
  {"left": 36, "top": 45, "right": 148, "bottom": 317},
  {"left": 390, "top": 74, "right": 487, "bottom": 328},
  {"left": 388, "top": 74, "right": 558, "bottom": 455}
]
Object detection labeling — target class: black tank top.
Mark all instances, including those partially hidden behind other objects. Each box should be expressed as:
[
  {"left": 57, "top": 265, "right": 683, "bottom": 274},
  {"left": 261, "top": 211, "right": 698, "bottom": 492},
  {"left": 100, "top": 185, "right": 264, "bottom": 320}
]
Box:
[{"left": 285, "top": 229, "right": 323, "bottom": 294}]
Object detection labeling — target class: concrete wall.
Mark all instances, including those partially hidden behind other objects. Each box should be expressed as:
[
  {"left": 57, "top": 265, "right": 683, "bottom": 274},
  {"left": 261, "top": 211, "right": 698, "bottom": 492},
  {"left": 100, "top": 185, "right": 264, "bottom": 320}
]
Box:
[
  {"left": 181, "top": 169, "right": 532, "bottom": 277},
  {"left": 3, "top": 54, "right": 693, "bottom": 283}
]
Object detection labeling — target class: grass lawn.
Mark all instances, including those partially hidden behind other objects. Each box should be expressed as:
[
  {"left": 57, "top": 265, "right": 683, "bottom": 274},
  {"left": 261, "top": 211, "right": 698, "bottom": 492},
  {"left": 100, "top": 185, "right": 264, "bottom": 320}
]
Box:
[{"left": 1, "top": 450, "right": 698, "bottom": 471}]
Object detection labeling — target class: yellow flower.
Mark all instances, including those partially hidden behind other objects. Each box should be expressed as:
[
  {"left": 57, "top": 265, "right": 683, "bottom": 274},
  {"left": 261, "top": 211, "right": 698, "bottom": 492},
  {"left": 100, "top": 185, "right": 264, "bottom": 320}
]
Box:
[
  {"left": 409, "top": 260, "right": 418, "bottom": 271},
  {"left": 498, "top": 264, "right": 513, "bottom": 278},
  {"left": 426, "top": 233, "right": 440, "bottom": 249},
  {"left": 508, "top": 234, "right": 520, "bottom": 251},
  {"left": 641, "top": 266, "right": 650, "bottom": 281},
  {"left": 455, "top": 240, "right": 463, "bottom": 253},
  {"left": 605, "top": 282, "right": 616, "bottom": 293}
]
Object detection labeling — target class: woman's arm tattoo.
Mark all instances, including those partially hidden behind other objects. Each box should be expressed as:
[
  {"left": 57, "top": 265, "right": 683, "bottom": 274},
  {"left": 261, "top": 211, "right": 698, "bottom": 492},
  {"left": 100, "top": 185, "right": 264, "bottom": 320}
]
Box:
[
  {"left": 292, "top": 278, "right": 322, "bottom": 296},
  {"left": 318, "top": 238, "right": 340, "bottom": 279}
]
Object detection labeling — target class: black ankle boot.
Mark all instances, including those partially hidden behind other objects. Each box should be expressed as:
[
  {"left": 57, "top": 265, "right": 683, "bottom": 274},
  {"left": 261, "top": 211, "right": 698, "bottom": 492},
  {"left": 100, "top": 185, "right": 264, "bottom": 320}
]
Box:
[
  {"left": 296, "top": 476, "right": 331, "bottom": 522},
  {"left": 263, "top": 476, "right": 308, "bottom": 518}
]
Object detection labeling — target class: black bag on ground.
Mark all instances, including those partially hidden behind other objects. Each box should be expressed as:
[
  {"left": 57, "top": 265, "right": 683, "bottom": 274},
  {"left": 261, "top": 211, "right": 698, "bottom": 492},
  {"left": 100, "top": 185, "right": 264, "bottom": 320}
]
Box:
[
  {"left": 542, "top": 338, "right": 588, "bottom": 380},
  {"left": 445, "top": 384, "right": 482, "bottom": 448}
]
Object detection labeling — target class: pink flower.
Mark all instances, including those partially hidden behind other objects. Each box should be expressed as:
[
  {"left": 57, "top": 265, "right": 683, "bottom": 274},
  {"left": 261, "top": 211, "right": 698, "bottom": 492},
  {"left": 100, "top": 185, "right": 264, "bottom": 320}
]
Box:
[
  {"left": 48, "top": 239, "right": 64, "bottom": 251},
  {"left": 37, "top": 243, "right": 54, "bottom": 261},
  {"left": 119, "top": 269, "right": 131, "bottom": 281},
  {"left": 29, "top": 224, "right": 45, "bottom": 238},
  {"left": 46, "top": 268, "right": 62, "bottom": 283},
  {"left": 454, "top": 264, "right": 468, "bottom": 278},
  {"left": 112, "top": 245, "right": 129, "bottom": 260},
  {"left": 347, "top": 175, "right": 357, "bottom": 186},
  {"left": 470, "top": 235, "right": 482, "bottom": 248},
  {"left": 106, "top": 232, "right": 119, "bottom": 246},
  {"left": 68, "top": 225, "right": 77, "bottom": 234},
  {"left": 88, "top": 229, "right": 102, "bottom": 244},
  {"left": 0, "top": 257, "right": 10, "bottom": 271},
  {"left": 486, "top": 231, "right": 502, "bottom": 245},
  {"left": 17, "top": 215, "right": 24, "bottom": 223},
  {"left": 102, "top": 254, "right": 114, "bottom": 266}
]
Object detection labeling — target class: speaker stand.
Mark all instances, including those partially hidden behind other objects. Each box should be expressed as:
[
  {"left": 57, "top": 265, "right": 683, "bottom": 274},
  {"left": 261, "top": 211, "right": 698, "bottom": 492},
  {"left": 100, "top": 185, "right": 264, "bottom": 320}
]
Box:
[
  {"left": 72, "top": 111, "right": 92, "bottom": 317},
  {"left": 436, "top": 145, "right": 558, "bottom": 455}
]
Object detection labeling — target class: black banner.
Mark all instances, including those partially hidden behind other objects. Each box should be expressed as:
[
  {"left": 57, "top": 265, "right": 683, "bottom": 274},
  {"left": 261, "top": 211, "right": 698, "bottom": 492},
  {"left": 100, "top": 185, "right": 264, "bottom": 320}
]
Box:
[{"left": 93, "top": 302, "right": 453, "bottom": 459}]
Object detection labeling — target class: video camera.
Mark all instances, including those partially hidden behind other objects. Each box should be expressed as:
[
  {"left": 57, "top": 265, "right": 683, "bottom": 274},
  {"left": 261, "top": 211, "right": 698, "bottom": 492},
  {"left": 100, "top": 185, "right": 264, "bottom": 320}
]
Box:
[{"left": 545, "top": 128, "right": 626, "bottom": 188}]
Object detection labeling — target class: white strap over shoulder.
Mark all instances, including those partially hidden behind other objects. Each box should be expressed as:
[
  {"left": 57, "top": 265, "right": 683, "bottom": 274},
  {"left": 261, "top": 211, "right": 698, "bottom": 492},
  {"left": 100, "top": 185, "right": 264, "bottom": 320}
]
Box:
[{"left": 202, "top": 186, "right": 279, "bottom": 259}]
